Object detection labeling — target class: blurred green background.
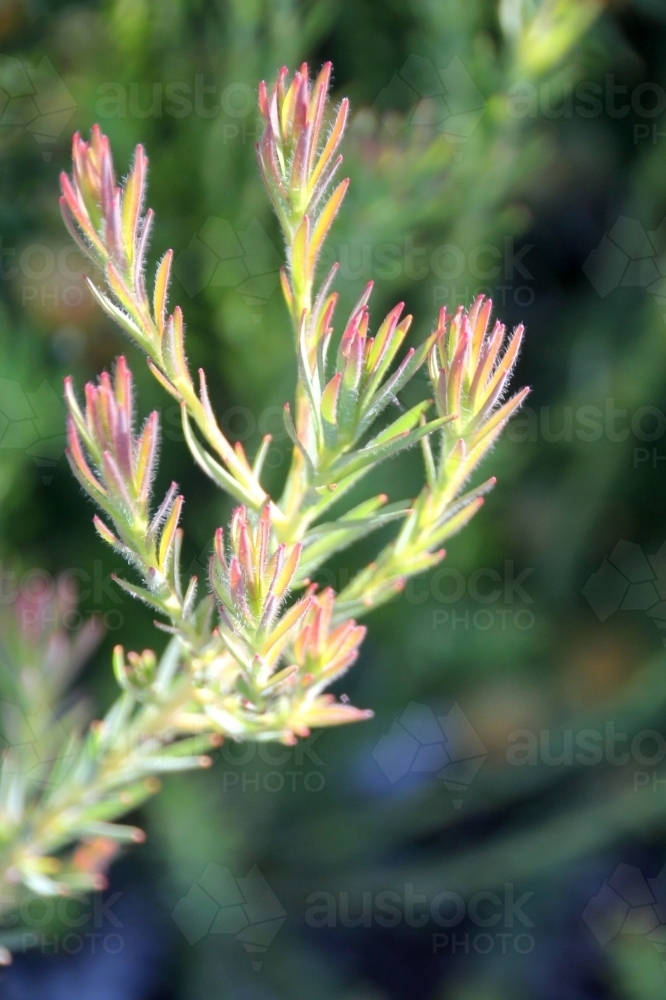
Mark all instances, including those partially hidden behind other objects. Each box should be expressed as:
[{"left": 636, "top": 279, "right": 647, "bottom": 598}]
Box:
[{"left": 5, "top": 0, "right": 666, "bottom": 997}]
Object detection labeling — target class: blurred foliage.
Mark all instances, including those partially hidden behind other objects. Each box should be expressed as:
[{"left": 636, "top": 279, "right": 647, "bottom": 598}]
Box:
[{"left": 4, "top": 0, "right": 666, "bottom": 998}]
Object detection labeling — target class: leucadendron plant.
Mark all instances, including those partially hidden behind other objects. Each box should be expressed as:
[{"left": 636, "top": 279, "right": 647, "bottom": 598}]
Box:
[{"left": 0, "top": 62, "right": 527, "bottom": 953}]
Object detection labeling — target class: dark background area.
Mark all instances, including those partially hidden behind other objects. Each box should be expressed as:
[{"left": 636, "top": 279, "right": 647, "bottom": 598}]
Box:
[{"left": 3, "top": 0, "right": 666, "bottom": 997}]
